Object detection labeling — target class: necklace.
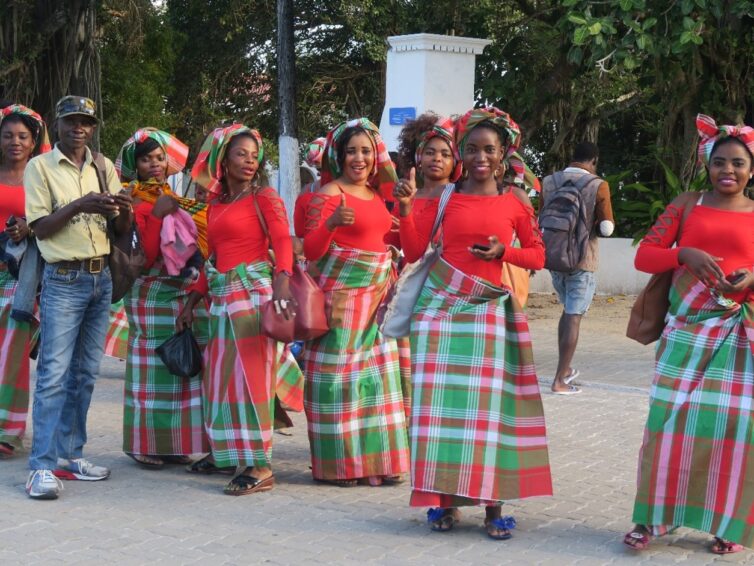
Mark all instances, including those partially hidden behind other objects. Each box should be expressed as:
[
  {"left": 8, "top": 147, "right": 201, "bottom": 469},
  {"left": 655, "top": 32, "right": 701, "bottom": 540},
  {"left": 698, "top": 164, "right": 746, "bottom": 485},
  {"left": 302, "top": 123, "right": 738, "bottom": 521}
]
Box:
[{"left": 220, "top": 186, "right": 253, "bottom": 204}]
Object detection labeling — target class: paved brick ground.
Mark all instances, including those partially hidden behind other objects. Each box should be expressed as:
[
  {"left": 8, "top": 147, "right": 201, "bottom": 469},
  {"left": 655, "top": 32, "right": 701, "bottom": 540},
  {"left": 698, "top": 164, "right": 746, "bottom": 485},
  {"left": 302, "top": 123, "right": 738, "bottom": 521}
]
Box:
[{"left": 1, "top": 294, "right": 751, "bottom": 565}]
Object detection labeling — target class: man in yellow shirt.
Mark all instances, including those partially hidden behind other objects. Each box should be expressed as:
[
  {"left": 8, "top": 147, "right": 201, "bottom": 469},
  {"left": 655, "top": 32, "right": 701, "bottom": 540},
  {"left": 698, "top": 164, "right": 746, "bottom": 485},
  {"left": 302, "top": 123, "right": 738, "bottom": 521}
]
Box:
[{"left": 23, "top": 96, "right": 132, "bottom": 499}]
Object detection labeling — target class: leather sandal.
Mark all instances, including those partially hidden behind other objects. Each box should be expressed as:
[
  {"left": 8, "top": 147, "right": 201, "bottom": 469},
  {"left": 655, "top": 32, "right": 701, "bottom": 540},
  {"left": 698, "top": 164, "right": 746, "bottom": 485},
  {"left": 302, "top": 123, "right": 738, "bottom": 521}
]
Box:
[
  {"left": 223, "top": 474, "right": 275, "bottom": 496},
  {"left": 186, "top": 456, "right": 236, "bottom": 475},
  {"left": 126, "top": 453, "right": 164, "bottom": 470},
  {"left": 623, "top": 527, "right": 652, "bottom": 550},
  {"left": 161, "top": 455, "right": 192, "bottom": 465}
]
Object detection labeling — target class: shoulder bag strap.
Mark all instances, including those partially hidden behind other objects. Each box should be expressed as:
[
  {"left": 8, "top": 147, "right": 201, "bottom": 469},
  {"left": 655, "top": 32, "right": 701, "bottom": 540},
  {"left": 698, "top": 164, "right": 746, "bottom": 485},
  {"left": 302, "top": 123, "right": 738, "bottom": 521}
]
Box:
[
  {"left": 90, "top": 152, "right": 109, "bottom": 194},
  {"left": 427, "top": 183, "right": 454, "bottom": 243}
]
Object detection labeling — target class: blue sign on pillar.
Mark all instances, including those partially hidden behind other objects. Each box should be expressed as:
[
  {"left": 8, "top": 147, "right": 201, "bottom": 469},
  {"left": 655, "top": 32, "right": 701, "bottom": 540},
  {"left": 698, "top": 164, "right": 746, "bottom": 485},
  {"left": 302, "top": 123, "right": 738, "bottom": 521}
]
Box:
[{"left": 389, "top": 107, "right": 416, "bottom": 125}]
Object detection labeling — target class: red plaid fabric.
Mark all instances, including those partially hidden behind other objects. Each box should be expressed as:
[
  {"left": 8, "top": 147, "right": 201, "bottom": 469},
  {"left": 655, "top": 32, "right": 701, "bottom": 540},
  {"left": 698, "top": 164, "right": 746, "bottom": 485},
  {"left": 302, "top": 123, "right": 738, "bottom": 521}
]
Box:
[
  {"left": 0, "top": 268, "right": 35, "bottom": 448},
  {"left": 302, "top": 246, "right": 409, "bottom": 480},
  {"left": 696, "top": 113, "right": 754, "bottom": 166},
  {"left": 104, "top": 301, "right": 129, "bottom": 360},
  {"left": 409, "top": 258, "right": 552, "bottom": 504},
  {"left": 115, "top": 128, "right": 189, "bottom": 182},
  {"left": 122, "top": 268, "right": 210, "bottom": 455}
]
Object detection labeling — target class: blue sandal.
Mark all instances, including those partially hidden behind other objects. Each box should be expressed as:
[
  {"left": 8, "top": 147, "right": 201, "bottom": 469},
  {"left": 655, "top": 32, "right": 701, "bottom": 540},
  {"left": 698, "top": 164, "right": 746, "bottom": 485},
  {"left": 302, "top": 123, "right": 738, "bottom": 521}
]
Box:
[{"left": 484, "top": 515, "right": 516, "bottom": 540}]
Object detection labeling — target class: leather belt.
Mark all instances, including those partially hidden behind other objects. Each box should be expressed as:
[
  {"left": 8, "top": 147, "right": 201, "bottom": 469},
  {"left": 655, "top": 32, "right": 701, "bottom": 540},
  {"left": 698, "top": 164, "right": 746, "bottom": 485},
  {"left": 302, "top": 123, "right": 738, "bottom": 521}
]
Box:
[{"left": 52, "top": 256, "right": 108, "bottom": 274}]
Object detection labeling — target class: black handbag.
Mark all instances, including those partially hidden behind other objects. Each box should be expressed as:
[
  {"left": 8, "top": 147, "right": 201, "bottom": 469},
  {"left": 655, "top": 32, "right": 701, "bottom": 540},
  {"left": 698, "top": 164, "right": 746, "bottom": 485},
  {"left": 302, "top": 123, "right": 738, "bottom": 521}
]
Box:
[
  {"left": 91, "top": 153, "right": 146, "bottom": 303},
  {"left": 155, "top": 328, "right": 203, "bottom": 378}
]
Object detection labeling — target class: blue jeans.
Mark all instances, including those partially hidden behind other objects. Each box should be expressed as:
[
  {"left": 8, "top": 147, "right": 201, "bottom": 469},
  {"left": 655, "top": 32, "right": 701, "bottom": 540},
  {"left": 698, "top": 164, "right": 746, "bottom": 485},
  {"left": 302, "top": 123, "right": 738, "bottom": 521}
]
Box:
[
  {"left": 550, "top": 269, "right": 596, "bottom": 315},
  {"left": 29, "top": 264, "right": 112, "bottom": 470}
]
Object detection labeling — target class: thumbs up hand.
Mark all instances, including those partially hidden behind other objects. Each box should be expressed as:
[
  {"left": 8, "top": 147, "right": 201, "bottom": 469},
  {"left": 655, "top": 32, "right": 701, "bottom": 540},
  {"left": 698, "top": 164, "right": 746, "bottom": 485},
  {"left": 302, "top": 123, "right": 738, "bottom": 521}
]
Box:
[
  {"left": 325, "top": 192, "right": 356, "bottom": 231},
  {"left": 393, "top": 167, "right": 418, "bottom": 205}
]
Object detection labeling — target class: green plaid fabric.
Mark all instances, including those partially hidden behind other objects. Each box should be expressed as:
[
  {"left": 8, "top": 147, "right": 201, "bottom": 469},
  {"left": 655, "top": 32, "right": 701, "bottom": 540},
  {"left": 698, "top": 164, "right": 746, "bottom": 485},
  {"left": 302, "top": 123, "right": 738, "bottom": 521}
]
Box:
[
  {"left": 205, "top": 261, "right": 303, "bottom": 468},
  {"left": 409, "top": 258, "right": 552, "bottom": 503},
  {"left": 633, "top": 268, "right": 754, "bottom": 547},
  {"left": 0, "top": 268, "right": 34, "bottom": 448},
  {"left": 302, "top": 246, "right": 409, "bottom": 480},
  {"left": 122, "top": 268, "right": 209, "bottom": 455}
]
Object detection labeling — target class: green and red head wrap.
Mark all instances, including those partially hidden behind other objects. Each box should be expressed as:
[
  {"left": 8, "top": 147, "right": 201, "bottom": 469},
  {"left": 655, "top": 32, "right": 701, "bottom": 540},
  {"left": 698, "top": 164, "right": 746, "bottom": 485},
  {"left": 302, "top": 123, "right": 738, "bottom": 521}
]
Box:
[
  {"left": 191, "top": 124, "right": 264, "bottom": 196},
  {"left": 455, "top": 107, "right": 535, "bottom": 187},
  {"left": 0, "top": 104, "right": 51, "bottom": 156},
  {"left": 305, "top": 137, "right": 326, "bottom": 168},
  {"left": 415, "top": 115, "right": 461, "bottom": 182},
  {"left": 321, "top": 118, "right": 397, "bottom": 200},
  {"left": 115, "top": 127, "right": 189, "bottom": 182},
  {"left": 696, "top": 113, "right": 754, "bottom": 166}
]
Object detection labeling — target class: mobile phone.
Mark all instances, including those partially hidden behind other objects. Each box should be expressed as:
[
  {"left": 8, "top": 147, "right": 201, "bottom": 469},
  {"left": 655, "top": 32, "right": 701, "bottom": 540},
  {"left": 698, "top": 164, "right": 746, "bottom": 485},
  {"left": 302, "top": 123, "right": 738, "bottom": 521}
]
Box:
[
  {"left": 471, "top": 243, "right": 491, "bottom": 252},
  {"left": 727, "top": 273, "right": 746, "bottom": 285}
]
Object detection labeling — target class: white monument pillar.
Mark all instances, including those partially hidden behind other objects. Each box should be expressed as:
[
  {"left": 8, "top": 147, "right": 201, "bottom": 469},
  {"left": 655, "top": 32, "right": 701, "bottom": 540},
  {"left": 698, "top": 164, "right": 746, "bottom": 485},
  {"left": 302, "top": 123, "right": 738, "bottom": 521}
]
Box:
[{"left": 379, "top": 33, "right": 492, "bottom": 152}]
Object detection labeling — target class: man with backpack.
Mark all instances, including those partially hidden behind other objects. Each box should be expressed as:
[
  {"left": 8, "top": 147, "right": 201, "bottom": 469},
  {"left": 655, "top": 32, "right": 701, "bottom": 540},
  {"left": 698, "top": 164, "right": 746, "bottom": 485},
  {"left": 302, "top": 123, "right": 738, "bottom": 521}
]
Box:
[{"left": 539, "top": 142, "right": 614, "bottom": 395}]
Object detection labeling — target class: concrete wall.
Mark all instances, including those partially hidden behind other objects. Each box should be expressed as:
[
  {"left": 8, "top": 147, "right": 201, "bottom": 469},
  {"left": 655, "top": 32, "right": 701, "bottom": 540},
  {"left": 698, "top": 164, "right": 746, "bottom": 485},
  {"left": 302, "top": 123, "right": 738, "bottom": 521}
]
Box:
[{"left": 529, "top": 237, "right": 650, "bottom": 296}]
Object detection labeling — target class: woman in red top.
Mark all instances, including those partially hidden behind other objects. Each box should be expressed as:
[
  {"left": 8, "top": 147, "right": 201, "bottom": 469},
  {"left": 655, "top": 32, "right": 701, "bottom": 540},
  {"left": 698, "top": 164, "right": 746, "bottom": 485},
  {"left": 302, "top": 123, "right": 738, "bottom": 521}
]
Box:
[
  {"left": 625, "top": 115, "right": 754, "bottom": 555},
  {"left": 177, "top": 125, "right": 300, "bottom": 496},
  {"left": 395, "top": 107, "right": 552, "bottom": 541},
  {"left": 115, "top": 128, "right": 209, "bottom": 470},
  {"left": 396, "top": 113, "right": 461, "bottom": 215},
  {"left": 301, "top": 118, "right": 410, "bottom": 487},
  {"left": 0, "top": 104, "right": 49, "bottom": 458}
]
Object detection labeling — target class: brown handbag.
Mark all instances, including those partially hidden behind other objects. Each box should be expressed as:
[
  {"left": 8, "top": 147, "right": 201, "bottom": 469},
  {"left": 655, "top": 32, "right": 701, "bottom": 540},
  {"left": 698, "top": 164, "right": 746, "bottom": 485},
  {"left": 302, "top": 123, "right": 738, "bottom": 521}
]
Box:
[
  {"left": 252, "top": 194, "right": 329, "bottom": 343},
  {"left": 626, "top": 193, "right": 698, "bottom": 345}
]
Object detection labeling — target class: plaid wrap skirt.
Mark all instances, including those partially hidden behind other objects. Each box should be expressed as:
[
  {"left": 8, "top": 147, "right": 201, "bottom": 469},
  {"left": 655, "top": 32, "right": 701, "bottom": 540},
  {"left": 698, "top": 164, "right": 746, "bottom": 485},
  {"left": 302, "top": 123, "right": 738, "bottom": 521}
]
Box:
[
  {"left": 122, "top": 270, "right": 209, "bottom": 455},
  {"left": 302, "top": 246, "right": 409, "bottom": 481},
  {"left": 0, "top": 267, "right": 34, "bottom": 448},
  {"left": 204, "top": 261, "right": 303, "bottom": 468},
  {"left": 633, "top": 268, "right": 754, "bottom": 547},
  {"left": 409, "top": 258, "right": 552, "bottom": 506}
]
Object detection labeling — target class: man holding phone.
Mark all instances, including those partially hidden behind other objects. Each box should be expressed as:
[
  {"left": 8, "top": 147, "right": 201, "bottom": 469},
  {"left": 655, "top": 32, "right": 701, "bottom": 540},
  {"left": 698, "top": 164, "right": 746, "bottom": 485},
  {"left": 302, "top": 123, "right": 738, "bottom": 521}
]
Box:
[{"left": 23, "top": 96, "right": 132, "bottom": 499}]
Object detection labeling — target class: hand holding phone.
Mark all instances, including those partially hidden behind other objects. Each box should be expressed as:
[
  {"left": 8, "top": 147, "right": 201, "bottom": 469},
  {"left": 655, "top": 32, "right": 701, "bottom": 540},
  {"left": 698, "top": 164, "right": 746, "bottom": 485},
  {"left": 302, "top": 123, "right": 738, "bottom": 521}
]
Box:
[{"left": 471, "top": 243, "right": 491, "bottom": 252}]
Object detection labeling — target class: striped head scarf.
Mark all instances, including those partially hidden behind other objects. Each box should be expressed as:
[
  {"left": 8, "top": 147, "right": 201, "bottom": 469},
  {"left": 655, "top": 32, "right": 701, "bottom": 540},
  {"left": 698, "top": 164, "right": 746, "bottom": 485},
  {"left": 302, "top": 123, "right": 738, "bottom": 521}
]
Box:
[
  {"left": 305, "top": 137, "right": 326, "bottom": 168},
  {"left": 115, "top": 127, "right": 189, "bottom": 182},
  {"left": 0, "top": 104, "right": 51, "bottom": 155},
  {"left": 191, "top": 124, "right": 264, "bottom": 196},
  {"left": 321, "top": 118, "right": 397, "bottom": 200},
  {"left": 415, "top": 116, "right": 461, "bottom": 182},
  {"left": 697, "top": 114, "right": 754, "bottom": 166}
]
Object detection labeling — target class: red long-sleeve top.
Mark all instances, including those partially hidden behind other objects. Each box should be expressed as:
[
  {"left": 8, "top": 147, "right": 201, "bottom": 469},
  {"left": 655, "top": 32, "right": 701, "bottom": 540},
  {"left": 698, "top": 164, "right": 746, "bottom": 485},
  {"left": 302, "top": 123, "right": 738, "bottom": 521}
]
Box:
[
  {"left": 133, "top": 200, "right": 164, "bottom": 269},
  {"left": 400, "top": 191, "right": 545, "bottom": 287},
  {"left": 303, "top": 191, "right": 392, "bottom": 261},
  {"left": 191, "top": 187, "right": 293, "bottom": 295},
  {"left": 635, "top": 201, "right": 754, "bottom": 302},
  {"left": 0, "top": 183, "right": 26, "bottom": 227}
]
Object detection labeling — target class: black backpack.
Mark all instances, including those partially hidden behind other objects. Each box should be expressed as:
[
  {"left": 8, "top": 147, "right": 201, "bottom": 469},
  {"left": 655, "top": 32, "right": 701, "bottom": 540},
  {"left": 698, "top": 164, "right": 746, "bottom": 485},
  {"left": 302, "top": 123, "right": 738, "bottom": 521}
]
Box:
[{"left": 539, "top": 171, "right": 599, "bottom": 272}]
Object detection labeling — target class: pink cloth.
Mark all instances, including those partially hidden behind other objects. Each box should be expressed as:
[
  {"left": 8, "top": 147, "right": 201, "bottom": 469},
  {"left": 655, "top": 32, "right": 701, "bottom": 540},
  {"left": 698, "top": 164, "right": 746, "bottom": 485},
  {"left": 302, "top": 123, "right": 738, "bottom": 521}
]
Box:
[{"left": 160, "top": 208, "right": 198, "bottom": 275}]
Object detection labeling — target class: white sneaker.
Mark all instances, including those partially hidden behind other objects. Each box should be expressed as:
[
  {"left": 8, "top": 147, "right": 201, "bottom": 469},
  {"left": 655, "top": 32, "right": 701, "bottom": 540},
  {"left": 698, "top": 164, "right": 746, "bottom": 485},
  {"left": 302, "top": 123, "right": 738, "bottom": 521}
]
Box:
[
  {"left": 26, "top": 470, "right": 63, "bottom": 499},
  {"left": 54, "top": 458, "right": 110, "bottom": 481}
]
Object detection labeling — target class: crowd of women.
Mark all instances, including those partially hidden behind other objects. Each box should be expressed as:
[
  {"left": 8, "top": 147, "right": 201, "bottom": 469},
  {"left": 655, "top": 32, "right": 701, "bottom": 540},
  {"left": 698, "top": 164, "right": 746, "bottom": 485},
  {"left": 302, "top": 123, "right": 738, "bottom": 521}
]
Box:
[{"left": 0, "top": 99, "right": 753, "bottom": 553}]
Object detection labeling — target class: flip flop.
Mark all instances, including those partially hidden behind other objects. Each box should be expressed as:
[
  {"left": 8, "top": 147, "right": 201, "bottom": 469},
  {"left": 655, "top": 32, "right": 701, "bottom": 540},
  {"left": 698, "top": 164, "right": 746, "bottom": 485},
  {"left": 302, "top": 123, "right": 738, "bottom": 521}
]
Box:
[
  {"left": 186, "top": 456, "right": 236, "bottom": 475},
  {"left": 552, "top": 385, "right": 581, "bottom": 395},
  {"left": 624, "top": 528, "right": 652, "bottom": 550},
  {"left": 564, "top": 368, "right": 580, "bottom": 385},
  {"left": 711, "top": 537, "right": 744, "bottom": 554}
]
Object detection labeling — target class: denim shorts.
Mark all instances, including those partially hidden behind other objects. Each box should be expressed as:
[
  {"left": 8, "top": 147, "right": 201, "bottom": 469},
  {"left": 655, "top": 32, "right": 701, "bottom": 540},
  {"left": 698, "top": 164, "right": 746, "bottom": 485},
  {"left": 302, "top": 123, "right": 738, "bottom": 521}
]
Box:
[{"left": 550, "top": 269, "right": 596, "bottom": 315}]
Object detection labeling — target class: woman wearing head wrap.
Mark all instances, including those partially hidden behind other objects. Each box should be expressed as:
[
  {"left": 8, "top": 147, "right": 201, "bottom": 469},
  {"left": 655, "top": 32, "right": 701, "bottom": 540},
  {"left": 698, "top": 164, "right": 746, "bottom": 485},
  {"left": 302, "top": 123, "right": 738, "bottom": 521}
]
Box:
[
  {"left": 0, "top": 104, "right": 50, "bottom": 457},
  {"left": 301, "top": 118, "right": 410, "bottom": 487},
  {"left": 624, "top": 115, "right": 754, "bottom": 555},
  {"left": 114, "top": 128, "right": 209, "bottom": 469},
  {"left": 177, "top": 124, "right": 302, "bottom": 495},
  {"left": 395, "top": 107, "right": 552, "bottom": 540}
]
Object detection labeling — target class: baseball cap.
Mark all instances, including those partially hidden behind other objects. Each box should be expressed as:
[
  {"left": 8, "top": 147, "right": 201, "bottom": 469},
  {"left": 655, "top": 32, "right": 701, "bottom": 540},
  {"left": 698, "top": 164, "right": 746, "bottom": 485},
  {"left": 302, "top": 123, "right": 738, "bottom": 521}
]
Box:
[{"left": 55, "top": 95, "right": 98, "bottom": 123}]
